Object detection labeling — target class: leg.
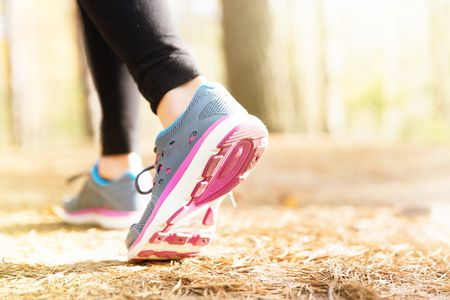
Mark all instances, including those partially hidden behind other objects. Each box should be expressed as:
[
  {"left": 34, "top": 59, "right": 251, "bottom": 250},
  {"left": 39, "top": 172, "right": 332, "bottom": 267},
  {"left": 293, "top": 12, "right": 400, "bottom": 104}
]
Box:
[
  {"left": 79, "top": 5, "right": 142, "bottom": 179},
  {"left": 76, "top": 0, "right": 268, "bottom": 260},
  {"left": 61, "top": 5, "right": 149, "bottom": 229},
  {"left": 76, "top": 0, "right": 203, "bottom": 118}
]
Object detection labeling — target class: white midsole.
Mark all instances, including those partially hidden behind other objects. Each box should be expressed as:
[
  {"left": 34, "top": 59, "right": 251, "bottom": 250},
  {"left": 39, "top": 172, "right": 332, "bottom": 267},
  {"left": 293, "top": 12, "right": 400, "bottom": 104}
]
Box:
[
  {"left": 128, "top": 114, "right": 264, "bottom": 259},
  {"left": 135, "top": 196, "right": 225, "bottom": 255}
]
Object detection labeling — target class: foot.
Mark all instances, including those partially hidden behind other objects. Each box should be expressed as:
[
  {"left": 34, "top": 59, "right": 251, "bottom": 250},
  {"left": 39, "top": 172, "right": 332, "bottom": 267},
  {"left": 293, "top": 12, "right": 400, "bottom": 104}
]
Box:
[
  {"left": 62, "top": 164, "right": 150, "bottom": 229},
  {"left": 97, "top": 152, "right": 143, "bottom": 180},
  {"left": 126, "top": 83, "right": 268, "bottom": 261}
]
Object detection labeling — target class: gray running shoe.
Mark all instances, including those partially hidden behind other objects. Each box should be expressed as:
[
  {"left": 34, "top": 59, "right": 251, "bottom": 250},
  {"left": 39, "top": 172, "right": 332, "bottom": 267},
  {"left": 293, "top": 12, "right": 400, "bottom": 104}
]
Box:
[
  {"left": 126, "top": 83, "right": 268, "bottom": 261},
  {"left": 62, "top": 165, "right": 149, "bottom": 229}
]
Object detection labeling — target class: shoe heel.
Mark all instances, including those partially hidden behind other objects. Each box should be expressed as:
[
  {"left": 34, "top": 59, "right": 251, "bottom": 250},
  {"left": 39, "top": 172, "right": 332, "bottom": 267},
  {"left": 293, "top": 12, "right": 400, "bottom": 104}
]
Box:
[{"left": 191, "top": 117, "right": 268, "bottom": 206}]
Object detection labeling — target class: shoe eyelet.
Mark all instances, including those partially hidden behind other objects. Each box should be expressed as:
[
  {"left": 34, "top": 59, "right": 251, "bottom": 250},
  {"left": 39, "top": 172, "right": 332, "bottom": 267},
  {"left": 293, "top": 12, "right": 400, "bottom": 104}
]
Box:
[
  {"left": 189, "top": 131, "right": 197, "bottom": 144},
  {"left": 169, "top": 140, "right": 175, "bottom": 147},
  {"left": 158, "top": 179, "right": 164, "bottom": 185}
]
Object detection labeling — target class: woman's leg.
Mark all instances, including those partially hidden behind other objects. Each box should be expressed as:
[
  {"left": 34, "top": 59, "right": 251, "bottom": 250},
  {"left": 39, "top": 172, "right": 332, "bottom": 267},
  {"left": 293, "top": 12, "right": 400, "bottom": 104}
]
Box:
[
  {"left": 61, "top": 5, "right": 151, "bottom": 230},
  {"left": 76, "top": 0, "right": 203, "bottom": 115},
  {"left": 79, "top": 5, "right": 143, "bottom": 180},
  {"left": 76, "top": 0, "right": 268, "bottom": 261}
]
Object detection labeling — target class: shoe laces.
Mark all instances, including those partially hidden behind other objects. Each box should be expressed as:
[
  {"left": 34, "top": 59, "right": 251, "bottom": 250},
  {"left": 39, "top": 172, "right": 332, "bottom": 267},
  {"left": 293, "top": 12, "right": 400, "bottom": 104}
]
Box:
[
  {"left": 66, "top": 171, "right": 90, "bottom": 184},
  {"left": 135, "top": 165, "right": 155, "bottom": 195},
  {"left": 228, "top": 191, "right": 237, "bottom": 208}
]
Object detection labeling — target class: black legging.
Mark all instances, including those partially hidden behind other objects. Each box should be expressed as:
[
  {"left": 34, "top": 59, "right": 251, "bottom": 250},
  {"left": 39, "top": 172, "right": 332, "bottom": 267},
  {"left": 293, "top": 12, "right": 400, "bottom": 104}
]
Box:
[{"left": 78, "top": 0, "right": 202, "bottom": 155}]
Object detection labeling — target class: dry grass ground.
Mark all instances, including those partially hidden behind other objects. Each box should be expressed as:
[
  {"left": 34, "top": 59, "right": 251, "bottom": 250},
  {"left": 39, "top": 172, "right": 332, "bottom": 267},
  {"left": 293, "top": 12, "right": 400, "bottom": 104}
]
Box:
[{"left": 1, "top": 135, "right": 450, "bottom": 299}]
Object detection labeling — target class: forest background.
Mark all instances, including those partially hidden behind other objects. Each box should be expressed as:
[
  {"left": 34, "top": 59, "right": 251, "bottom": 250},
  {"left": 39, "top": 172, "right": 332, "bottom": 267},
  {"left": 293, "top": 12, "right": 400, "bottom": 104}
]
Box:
[
  {"left": 2, "top": 0, "right": 450, "bottom": 150},
  {"left": 2, "top": 1, "right": 450, "bottom": 299}
]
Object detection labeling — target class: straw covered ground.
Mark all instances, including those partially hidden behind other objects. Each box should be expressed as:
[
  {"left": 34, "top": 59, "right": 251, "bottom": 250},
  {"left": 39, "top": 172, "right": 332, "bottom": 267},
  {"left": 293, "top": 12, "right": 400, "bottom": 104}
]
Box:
[{"left": 1, "top": 136, "right": 450, "bottom": 299}]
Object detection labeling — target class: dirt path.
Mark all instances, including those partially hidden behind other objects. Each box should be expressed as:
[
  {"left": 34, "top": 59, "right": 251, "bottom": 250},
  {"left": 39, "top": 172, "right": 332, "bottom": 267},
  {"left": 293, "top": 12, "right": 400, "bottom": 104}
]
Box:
[{"left": 1, "top": 136, "right": 450, "bottom": 299}]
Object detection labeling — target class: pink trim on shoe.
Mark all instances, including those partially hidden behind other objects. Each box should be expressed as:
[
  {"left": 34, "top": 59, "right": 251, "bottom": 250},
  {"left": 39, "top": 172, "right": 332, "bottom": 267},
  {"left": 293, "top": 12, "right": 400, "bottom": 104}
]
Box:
[{"left": 64, "top": 208, "right": 138, "bottom": 217}]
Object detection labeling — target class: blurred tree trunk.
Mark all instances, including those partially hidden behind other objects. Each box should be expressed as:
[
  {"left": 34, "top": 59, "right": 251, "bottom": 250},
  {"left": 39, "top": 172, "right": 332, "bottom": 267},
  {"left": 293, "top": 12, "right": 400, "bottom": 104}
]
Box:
[
  {"left": 294, "top": 0, "right": 328, "bottom": 134},
  {"left": 5, "top": 0, "right": 93, "bottom": 149},
  {"left": 1, "top": 0, "right": 14, "bottom": 145},
  {"left": 317, "top": 0, "right": 328, "bottom": 133},
  {"left": 429, "top": 0, "right": 450, "bottom": 126},
  {"left": 319, "top": 0, "right": 345, "bottom": 136},
  {"left": 379, "top": 1, "right": 401, "bottom": 140},
  {"left": 222, "top": 0, "right": 298, "bottom": 132},
  {"left": 4, "top": 0, "right": 33, "bottom": 147},
  {"left": 222, "top": 0, "right": 328, "bottom": 133}
]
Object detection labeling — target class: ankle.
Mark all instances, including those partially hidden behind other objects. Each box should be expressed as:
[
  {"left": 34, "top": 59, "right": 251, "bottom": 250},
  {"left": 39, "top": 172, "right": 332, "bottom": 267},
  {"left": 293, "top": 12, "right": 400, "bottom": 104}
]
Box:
[
  {"left": 157, "top": 76, "right": 208, "bottom": 128},
  {"left": 97, "top": 153, "right": 142, "bottom": 180}
]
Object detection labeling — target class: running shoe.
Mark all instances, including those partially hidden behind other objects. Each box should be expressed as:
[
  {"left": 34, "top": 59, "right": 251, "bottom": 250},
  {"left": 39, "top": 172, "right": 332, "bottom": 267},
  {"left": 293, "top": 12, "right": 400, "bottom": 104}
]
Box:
[
  {"left": 62, "top": 165, "right": 149, "bottom": 229},
  {"left": 126, "top": 83, "right": 268, "bottom": 261}
]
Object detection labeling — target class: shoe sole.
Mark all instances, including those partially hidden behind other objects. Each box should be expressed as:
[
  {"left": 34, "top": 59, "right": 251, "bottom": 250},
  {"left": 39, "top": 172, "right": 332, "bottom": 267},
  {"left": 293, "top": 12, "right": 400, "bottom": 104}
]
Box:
[
  {"left": 62, "top": 209, "right": 142, "bottom": 230},
  {"left": 127, "top": 114, "right": 268, "bottom": 261}
]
